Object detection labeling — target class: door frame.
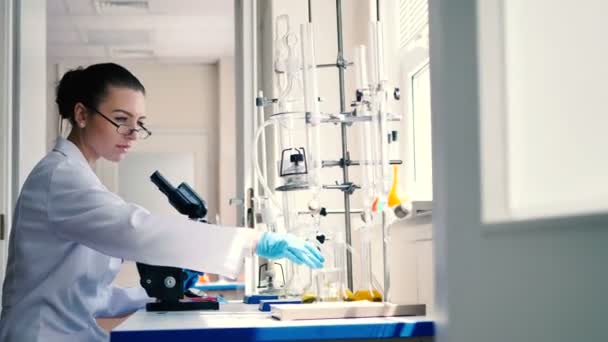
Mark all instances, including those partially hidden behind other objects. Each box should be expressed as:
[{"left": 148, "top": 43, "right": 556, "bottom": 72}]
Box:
[
  {"left": 0, "top": 0, "right": 16, "bottom": 298},
  {"left": 235, "top": 0, "right": 257, "bottom": 228}
]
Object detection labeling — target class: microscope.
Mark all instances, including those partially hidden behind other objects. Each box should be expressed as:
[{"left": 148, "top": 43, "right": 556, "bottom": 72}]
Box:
[{"left": 136, "top": 171, "right": 220, "bottom": 311}]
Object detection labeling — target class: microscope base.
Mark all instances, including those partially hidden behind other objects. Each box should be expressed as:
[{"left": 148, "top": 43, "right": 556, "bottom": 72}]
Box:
[{"left": 146, "top": 300, "right": 220, "bottom": 312}]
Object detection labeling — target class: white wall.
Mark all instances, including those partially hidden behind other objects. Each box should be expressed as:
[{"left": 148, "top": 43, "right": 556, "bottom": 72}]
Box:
[
  {"left": 431, "top": 1, "right": 608, "bottom": 341},
  {"left": 126, "top": 62, "right": 220, "bottom": 219},
  {"left": 118, "top": 153, "right": 196, "bottom": 216}
]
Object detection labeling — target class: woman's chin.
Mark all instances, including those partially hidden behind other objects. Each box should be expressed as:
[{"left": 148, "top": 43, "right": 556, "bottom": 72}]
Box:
[{"left": 106, "top": 153, "right": 126, "bottom": 162}]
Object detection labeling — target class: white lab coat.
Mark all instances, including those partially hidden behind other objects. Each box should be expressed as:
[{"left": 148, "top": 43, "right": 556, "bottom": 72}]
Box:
[{"left": 0, "top": 137, "right": 258, "bottom": 342}]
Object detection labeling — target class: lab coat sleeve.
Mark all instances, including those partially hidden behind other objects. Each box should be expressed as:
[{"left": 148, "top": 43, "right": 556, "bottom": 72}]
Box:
[
  {"left": 95, "top": 286, "right": 150, "bottom": 318},
  {"left": 47, "top": 160, "right": 260, "bottom": 278}
]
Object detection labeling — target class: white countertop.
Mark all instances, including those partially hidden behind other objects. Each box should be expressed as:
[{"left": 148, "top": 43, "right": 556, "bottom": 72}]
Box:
[{"left": 111, "top": 302, "right": 434, "bottom": 341}]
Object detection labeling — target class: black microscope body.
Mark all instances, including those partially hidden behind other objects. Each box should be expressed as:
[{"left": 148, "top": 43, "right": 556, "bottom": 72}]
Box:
[{"left": 136, "top": 171, "right": 219, "bottom": 311}]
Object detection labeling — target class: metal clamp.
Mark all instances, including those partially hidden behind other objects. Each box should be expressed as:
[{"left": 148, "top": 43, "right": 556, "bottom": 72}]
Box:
[
  {"left": 316, "top": 61, "right": 354, "bottom": 69},
  {"left": 323, "top": 181, "right": 360, "bottom": 194}
]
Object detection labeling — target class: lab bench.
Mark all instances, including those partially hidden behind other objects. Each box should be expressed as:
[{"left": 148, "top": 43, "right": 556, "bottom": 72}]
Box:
[{"left": 110, "top": 302, "right": 434, "bottom": 341}]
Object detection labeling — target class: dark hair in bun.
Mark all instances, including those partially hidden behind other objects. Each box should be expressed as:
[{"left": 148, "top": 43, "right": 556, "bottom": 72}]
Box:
[{"left": 55, "top": 63, "right": 145, "bottom": 124}]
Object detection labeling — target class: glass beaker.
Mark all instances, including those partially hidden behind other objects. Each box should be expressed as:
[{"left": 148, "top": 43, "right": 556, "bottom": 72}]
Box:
[{"left": 350, "top": 226, "right": 383, "bottom": 302}]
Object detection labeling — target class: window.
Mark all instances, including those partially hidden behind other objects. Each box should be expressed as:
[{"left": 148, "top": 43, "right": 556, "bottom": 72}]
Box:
[
  {"left": 397, "top": 0, "right": 431, "bottom": 201},
  {"left": 399, "top": 0, "right": 428, "bottom": 50}
]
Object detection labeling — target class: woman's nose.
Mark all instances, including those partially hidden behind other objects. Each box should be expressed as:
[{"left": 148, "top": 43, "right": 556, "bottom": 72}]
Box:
[{"left": 126, "top": 129, "right": 138, "bottom": 140}]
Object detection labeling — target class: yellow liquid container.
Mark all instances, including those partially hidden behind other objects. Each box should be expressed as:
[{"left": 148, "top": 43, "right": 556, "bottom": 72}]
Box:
[
  {"left": 301, "top": 293, "right": 317, "bottom": 303},
  {"left": 387, "top": 165, "right": 407, "bottom": 207},
  {"left": 344, "top": 289, "right": 383, "bottom": 302},
  {"left": 352, "top": 289, "right": 383, "bottom": 302}
]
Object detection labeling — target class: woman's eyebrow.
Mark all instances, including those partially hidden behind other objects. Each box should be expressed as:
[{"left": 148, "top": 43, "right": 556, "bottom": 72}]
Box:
[{"left": 111, "top": 109, "right": 147, "bottom": 120}]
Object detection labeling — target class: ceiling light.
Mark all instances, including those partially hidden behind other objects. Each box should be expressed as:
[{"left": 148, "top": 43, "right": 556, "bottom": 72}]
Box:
[
  {"left": 95, "top": 0, "right": 150, "bottom": 14},
  {"left": 110, "top": 47, "right": 155, "bottom": 59},
  {"left": 87, "top": 30, "right": 150, "bottom": 45}
]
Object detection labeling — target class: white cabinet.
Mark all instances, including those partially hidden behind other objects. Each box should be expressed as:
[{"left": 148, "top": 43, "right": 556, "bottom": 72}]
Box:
[{"left": 389, "top": 217, "right": 434, "bottom": 315}]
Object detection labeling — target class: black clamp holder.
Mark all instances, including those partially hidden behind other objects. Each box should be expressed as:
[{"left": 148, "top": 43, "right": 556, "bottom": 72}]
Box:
[
  {"left": 256, "top": 96, "right": 278, "bottom": 107},
  {"left": 393, "top": 87, "right": 401, "bottom": 100}
]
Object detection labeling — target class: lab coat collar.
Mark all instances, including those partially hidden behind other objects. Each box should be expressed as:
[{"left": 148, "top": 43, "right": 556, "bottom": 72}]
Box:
[{"left": 53, "top": 137, "right": 91, "bottom": 168}]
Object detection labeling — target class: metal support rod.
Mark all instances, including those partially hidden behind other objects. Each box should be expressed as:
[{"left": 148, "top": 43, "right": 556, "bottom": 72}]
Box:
[
  {"left": 327, "top": 209, "right": 363, "bottom": 215},
  {"left": 308, "top": 0, "right": 312, "bottom": 23},
  {"left": 298, "top": 209, "right": 364, "bottom": 215},
  {"left": 275, "top": 63, "right": 354, "bottom": 74},
  {"left": 322, "top": 159, "right": 403, "bottom": 168},
  {"left": 335, "top": 0, "right": 353, "bottom": 291}
]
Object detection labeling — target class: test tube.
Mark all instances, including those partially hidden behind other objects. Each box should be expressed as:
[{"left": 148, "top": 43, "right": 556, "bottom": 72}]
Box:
[
  {"left": 300, "top": 23, "right": 322, "bottom": 199},
  {"left": 369, "top": 21, "right": 391, "bottom": 205},
  {"left": 368, "top": 22, "right": 379, "bottom": 87},
  {"left": 355, "top": 45, "right": 368, "bottom": 89},
  {"left": 375, "top": 21, "right": 386, "bottom": 83},
  {"left": 355, "top": 45, "right": 376, "bottom": 219}
]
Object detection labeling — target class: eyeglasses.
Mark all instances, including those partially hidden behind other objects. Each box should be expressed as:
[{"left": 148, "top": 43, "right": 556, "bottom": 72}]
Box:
[{"left": 87, "top": 107, "right": 152, "bottom": 140}]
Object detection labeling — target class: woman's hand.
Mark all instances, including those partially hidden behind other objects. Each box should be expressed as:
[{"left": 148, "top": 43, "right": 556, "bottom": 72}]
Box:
[{"left": 255, "top": 232, "right": 325, "bottom": 269}]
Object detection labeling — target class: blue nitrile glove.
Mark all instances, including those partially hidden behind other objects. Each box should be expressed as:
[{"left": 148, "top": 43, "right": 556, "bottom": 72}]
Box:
[
  {"left": 256, "top": 232, "right": 325, "bottom": 269},
  {"left": 182, "top": 269, "right": 203, "bottom": 291}
]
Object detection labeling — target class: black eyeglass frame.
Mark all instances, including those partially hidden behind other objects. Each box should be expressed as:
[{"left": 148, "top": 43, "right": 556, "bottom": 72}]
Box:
[{"left": 86, "top": 106, "right": 152, "bottom": 139}]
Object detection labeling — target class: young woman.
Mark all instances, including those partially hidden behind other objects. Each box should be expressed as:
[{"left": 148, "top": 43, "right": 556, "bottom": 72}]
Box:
[{"left": 0, "top": 63, "right": 324, "bottom": 342}]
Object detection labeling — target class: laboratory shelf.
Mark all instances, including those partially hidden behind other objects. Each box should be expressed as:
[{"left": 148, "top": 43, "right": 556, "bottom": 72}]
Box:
[{"left": 110, "top": 302, "right": 434, "bottom": 341}]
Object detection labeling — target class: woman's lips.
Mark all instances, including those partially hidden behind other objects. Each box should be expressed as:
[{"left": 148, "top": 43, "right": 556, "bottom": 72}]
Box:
[{"left": 116, "top": 144, "right": 131, "bottom": 152}]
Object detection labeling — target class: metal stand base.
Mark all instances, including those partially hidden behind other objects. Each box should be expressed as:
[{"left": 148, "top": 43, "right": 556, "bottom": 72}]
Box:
[
  {"left": 146, "top": 300, "right": 219, "bottom": 312},
  {"left": 271, "top": 302, "right": 426, "bottom": 320},
  {"left": 243, "top": 294, "right": 279, "bottom": 304}
]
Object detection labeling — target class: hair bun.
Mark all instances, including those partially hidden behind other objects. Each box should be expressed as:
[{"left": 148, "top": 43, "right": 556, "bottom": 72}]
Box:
[{"left": 55, "top": 67, "right": 85, "bottom": 121}]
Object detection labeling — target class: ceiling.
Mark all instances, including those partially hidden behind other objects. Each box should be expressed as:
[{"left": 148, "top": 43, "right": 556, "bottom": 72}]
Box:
[{"left": 47, "top": 0, "right": 235, "bottom": 64}]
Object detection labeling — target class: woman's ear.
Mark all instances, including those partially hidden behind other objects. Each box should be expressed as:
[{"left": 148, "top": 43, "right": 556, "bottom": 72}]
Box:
[{"left": 73, "top": 102, "right": 89, "bottom": 128}]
